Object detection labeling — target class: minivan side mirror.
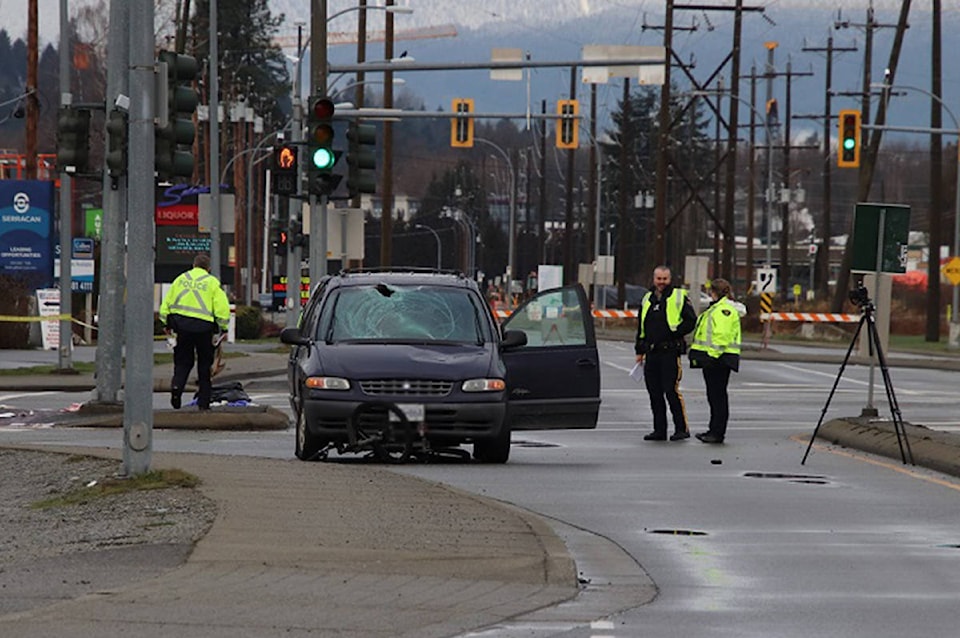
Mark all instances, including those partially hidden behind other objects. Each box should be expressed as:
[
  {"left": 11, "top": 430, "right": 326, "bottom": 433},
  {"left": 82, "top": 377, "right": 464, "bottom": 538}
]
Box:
[
  {"left": 501, "top": 329, "right": 528, "bottom": 349},
  {"left": 280, "top": 327, "right": 311, "bottom": 346}
]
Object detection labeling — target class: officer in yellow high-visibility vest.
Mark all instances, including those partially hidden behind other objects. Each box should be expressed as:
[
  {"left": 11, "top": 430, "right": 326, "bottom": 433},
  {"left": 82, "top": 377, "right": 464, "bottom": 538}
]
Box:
[
  {"left": 160, "top": 254, "right": 230, "bottom": 411},
  {"left": 635, "top": 265, "right": 697, "bottom": 441},
  {"left": 688, "top": 278, "right": 743, "bottom": 444}
]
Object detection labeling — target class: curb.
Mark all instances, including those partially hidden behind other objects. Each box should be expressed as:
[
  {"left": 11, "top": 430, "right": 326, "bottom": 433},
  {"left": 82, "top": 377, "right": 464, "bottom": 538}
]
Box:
[{"left": 817, "top": 418, "right": 960, "bottom": 478}]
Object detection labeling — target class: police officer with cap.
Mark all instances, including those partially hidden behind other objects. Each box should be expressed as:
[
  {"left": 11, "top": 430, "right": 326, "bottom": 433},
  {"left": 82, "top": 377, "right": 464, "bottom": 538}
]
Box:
[{"left": 635, "top": 265, "right": 697, "bottom": 441}]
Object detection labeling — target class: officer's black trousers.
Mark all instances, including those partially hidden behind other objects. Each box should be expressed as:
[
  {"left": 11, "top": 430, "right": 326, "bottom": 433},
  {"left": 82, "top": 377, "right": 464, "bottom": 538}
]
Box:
[
  {"left": 172, "top": 329, "right": 215, "bottom": 408},
  {"left": 643, "top": 351, "right": 688, "bottom": 435},
  {"left": 701, "top": 364, "right": 731, "bottom": 439}
]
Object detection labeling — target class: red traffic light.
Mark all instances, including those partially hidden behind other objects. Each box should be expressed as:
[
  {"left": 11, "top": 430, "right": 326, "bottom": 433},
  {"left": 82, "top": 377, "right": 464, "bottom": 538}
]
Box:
[{"left": 311, "top": 97, "right": 335, "bottom": 119}]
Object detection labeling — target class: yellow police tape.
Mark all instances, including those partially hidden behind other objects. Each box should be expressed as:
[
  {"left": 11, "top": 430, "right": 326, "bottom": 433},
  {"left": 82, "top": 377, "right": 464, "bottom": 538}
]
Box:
[{"left": 0, "top": 315, "right": 99, "bottom": 330}]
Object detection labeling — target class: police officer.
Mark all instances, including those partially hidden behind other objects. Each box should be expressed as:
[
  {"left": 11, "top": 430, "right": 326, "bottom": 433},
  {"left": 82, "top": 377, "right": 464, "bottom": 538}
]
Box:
[
  {"left": 688, "top": 278, "right": 742, "bottom": 444},
  {"left": 159, "top": 254, "right": 230, "bottom": 410},
  {"left": 635, "top": 265, "right": 697, "bottom": 441}
]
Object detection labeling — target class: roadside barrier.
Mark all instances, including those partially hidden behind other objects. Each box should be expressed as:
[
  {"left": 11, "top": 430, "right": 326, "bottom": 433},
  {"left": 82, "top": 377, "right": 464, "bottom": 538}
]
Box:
[{"left": 759, "top": 312, "right": 860, "bottom": 323}]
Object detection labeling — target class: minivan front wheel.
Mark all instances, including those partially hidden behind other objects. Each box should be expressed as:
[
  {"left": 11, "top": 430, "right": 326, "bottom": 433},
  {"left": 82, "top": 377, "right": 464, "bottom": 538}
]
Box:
[
  {"left": 473, "top": 423, "right": 511, "bottom": 464},
  {"left": 295, "top": 401, "right": 324, "bottom": 461}
]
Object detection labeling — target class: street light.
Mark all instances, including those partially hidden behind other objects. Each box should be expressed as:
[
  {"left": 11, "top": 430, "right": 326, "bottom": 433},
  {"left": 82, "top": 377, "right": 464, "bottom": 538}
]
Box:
[
  {"left": 872, "top": 81, "right": 960, "bottom": 348},
  {"left": 414, "top": 224, "right": 442, "bottom": 269}
]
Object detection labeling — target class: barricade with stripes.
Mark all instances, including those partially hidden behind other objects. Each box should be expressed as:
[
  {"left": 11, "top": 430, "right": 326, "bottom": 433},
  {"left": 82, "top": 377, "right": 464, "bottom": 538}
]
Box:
[
  {"left": 494, "top": 308, "right": 639, "bottom": 319},
  {"left": 760, "top": 312, "right": 860, "bottom": 323}
]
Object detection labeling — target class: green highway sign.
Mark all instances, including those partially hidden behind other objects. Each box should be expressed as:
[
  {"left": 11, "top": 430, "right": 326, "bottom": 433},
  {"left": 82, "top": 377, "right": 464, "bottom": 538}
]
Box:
[{"left": 851, "top": 203, "right": 910, "bottom": 274}]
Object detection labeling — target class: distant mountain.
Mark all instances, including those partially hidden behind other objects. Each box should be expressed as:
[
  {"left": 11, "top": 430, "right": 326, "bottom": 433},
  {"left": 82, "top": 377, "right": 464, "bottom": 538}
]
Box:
[{"left": 272, "top": 1, "right": 957, "bottom": 141}]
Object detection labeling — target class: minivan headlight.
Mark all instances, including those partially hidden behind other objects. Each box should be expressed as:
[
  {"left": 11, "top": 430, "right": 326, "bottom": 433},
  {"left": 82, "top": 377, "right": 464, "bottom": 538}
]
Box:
[
  {"left": 462, "top": 378, "right": 506, "bottom": 392},
  {"left": 305, "top": 376, "right": 351, "bottom": 390}
]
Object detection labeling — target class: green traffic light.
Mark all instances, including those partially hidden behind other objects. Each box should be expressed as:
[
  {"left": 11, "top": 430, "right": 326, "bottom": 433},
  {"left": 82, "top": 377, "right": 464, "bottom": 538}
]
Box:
[
  {"left": 312, "top": 147, "right": 335, "bottom": 170},
  {"left": 843, "top": 138, "right": 856, "bottom": 150}
]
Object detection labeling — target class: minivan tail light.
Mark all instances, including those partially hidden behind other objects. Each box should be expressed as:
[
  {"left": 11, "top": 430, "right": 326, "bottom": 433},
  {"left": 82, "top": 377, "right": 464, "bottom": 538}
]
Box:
[
  {"left": 461, "top": 378, "right": 506, "bottom": 392},
  {"left": 305, "top": 376, "right": 350, "bottom": 390}
]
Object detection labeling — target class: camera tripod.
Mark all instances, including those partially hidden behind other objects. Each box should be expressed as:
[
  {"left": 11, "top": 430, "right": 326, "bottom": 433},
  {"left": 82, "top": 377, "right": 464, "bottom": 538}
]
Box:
[{"left": 802, "top": 290, "right": 914, "bottom": 466}]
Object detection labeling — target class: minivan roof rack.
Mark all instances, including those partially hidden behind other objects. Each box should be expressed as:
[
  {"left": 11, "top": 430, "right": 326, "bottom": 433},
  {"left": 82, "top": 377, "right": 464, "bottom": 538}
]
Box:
[{"left": 338, "top": 267, "right": 466, "bottom": 278}]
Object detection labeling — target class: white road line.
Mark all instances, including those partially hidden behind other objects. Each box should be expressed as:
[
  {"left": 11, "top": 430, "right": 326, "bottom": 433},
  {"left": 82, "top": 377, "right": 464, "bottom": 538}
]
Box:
[{"left": 0, "top": 391, "right": 60, "bottom": 402}]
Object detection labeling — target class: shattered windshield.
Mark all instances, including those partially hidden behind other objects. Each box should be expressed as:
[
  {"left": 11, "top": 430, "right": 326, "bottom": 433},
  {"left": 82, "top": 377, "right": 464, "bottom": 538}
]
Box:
[{"left": 318, "top": 284, "right": 493, "bottom": 344}]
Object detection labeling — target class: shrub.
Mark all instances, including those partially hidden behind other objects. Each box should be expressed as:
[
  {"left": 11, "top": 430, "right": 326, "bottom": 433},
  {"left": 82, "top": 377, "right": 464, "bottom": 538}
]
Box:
[
  {"left": 235, "top": 305, "right": 263, "bottom": 340},
  {"left": 0, "top": 275, "right": 33, "bottom": 349}
]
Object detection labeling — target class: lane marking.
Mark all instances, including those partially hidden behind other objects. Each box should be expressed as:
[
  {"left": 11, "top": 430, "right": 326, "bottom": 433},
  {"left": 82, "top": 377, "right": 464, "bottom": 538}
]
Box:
[{"left": 793, "top": 435, "right": 960, "bottom": 493}]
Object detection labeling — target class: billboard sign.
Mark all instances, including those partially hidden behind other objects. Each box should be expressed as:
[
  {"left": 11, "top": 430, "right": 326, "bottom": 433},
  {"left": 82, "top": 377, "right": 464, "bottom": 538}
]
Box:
[{"left": 0, "top": 180, "right": 55, "bottom": 286}]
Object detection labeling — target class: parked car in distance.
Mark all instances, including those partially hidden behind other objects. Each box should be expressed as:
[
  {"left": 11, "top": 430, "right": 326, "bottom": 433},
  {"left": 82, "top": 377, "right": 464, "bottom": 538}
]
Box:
[{"left": 280, "top": 268, "right": 601, "bottom": 463}]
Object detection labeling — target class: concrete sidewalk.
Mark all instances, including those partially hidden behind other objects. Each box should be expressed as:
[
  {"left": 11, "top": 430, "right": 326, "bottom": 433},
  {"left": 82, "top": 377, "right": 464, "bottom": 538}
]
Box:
[{"left": 0, "top": 445, "right": 655, "bottom": 637}]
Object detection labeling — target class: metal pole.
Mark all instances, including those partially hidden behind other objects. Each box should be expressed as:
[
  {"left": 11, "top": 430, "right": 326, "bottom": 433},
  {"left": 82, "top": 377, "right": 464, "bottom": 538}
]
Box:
[
  {"left": 57, "top": 0, "right": 72, "bottom": 372},
  {"left": 209, "top": 0, "right": 221, "bottom": 279},
  {"left": 95, "top": 0, "right": 129, "bottom": 404},
  {"left": 310, "top": 0, "right": 329, "bottom": 287},
  {"left": 953, "top": 141, "right": 960, "bottom": 347},
  {"left": 245, "top": 133, "right": 278, "bottom": 305},
  {"left": 123, "top": 0, "right": 156, "bottom": 475},
  {"left": 287, "top": 25, "right": 304, "bottom": 328}
]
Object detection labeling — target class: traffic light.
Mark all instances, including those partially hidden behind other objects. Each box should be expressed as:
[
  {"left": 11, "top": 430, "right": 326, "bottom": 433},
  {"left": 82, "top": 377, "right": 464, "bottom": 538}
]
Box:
[
  {"left": 307, "top": 96, "right": 342, "bottom": 196},
  {"left": 274, "top": 228, "right": 288, "bottom": 256},
  {"left": 347, "top": 122, "right": 377, "bottom": 196},
  {"left": 273, "top": 144, "right": 299, "bottom": 196},
  {"left": 105, "top": 109, "right": 129, "bottom": 180},
  {"left": 450, "top": 98, "right": 474, "bottom": 148},
  {"left": 556, "top": 99, "right": 579, "bottom": 149},
  {"left": 56, "top": 106, "right": 91, "bottom": 173},
  {"left": 837, "top": 109, "right": 861, "bottom": 169},
  {"left": 155, "top": 50, "right": 199, "bottom": 180}
]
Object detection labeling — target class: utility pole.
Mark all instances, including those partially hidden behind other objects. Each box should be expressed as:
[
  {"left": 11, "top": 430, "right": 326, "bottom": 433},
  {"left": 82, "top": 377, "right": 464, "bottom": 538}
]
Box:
[
  {"left": 652, "top": 0, "right": 674, "bottom": 269},
  {"left": 57, "top": 0, "right": 72, "bottom": 372},
  {"left": 209, "top": 0, "right": 221, "bottom": 279},
  {"left": 721, "top": 0, "right": 746, "bottom": 281},
  {"left": 124, "top": 0, "right": 157, "bottom": 475},
  {"left": 587, "top": 83, "right": 598, "bottom": 264},
  {"left": 928, "top": 0, "right": 943, "bottom": 343},
  {"left": 538, "top": 100, "right": 547, "bottom": 263},
  {"left": 380, "top": 0, "right": 395, "bottom": 267},
  {"left": 562, "top": 67, "right": 577, "bottom": 284},
  {"left": 617, "top": 78, "right": 630, "bottom": 307},
  {"left": 25, "top": 0, "right": 38, "bottom": 179},
  {"left": 832, "top": 0, "right": 911, "bottom": 312},
  {"left": 778, "top": 59, "right": 814, "bottom": 299},
  {"left": 746, "top": 66, "right": 757, "bottom": 293},
  {"left": 801, "top": 33, "right": 857, "bottom": 299},
  {"left": 95, "top": 0, "right": 130, "bottom": 404}
]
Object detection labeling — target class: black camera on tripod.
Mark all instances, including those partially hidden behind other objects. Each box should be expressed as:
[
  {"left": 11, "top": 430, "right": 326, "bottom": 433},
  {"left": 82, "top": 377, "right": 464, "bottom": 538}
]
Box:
[{"left": 848, "top": 283, "right": 873, "bottom": 309}]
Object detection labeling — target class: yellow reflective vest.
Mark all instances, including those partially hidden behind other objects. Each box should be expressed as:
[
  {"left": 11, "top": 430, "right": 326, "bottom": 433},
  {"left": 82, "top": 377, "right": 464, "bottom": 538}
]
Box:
[
  {"left": 638, "top": 288, "right": 688, "bottom": 339},
  {"left": 690, "top": 297, "right": 742, "bottom": 359},
  {"left": 160, "top": 267, "right": 230, "bottom": 331}
]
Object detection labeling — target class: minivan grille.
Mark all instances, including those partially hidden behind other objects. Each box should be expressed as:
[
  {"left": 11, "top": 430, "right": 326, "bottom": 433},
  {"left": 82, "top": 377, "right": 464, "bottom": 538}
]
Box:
[{"left": 360, "top": 379, "right": 454, "bottom": 396}]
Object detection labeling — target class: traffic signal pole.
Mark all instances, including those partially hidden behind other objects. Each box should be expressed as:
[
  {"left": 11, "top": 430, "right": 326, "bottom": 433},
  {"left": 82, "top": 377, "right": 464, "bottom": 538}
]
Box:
[
  {"left": 123, "top": 0, "right": 157, "bottom": 475},
  {"left": 95, "top": 0, "right": 129, "bottom": 405},
  {"left": 57, "top": 0, "right": 72, "bottom": 372},
  {"left": 310, "top": 0, "right": 329, "bottom": 286}
]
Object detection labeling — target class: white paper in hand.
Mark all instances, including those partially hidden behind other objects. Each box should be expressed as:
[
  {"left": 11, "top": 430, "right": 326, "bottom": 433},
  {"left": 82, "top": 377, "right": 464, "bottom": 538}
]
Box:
[{"left": 629, "top": 362, "right": 644, "bottom": 383}]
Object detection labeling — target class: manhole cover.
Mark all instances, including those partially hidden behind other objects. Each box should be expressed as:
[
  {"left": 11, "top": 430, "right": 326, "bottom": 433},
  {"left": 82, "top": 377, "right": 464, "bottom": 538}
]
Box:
[
  {"left": 744, "top": 472, "right": 828, "bottom": 480},
  {"left": 648, "top": 529, "right": 708, "bottom": 536},
  {"left": 513, "top": 440, "right": 560, "bottom": 448}
]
